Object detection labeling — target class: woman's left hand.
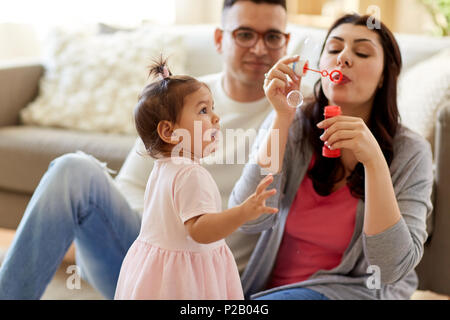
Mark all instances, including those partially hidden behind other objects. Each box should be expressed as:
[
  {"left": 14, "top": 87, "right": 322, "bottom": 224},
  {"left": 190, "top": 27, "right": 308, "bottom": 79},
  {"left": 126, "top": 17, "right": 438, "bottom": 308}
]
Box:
[{"left": 317, "top": 115, "right": 384, "bottom": 166}]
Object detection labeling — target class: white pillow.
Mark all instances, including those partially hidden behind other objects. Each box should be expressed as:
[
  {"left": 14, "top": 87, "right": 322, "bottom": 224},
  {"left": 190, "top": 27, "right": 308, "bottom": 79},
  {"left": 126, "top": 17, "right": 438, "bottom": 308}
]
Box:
[
  {"left": 397, "top": 48, "right": 450, "bottom": 147},
  {"left": 21, "top": 26, "right": 186, "bottom": 134}
]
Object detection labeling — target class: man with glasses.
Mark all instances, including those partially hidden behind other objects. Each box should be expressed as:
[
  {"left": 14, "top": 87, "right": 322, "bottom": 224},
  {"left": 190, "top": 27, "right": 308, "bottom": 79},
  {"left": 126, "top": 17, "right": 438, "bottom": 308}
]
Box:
[
  {"left": 203, "top": 0, "right": 294, "bottom": 273},
  {"left": 231, "top": 27, "right": 290, "bottom": 50},
  {"left": 0, "top": 0, "right": 309, "bottom": 300},
  {"left": 213, "top": 0, "right": 290, "bottom": 102}
]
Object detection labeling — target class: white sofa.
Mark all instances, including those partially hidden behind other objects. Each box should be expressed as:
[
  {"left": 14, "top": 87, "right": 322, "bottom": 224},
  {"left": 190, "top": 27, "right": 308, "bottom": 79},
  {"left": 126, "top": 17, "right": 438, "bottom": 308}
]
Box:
[{"left": 1, "top": 23, "right": 449, "bottom": 295}]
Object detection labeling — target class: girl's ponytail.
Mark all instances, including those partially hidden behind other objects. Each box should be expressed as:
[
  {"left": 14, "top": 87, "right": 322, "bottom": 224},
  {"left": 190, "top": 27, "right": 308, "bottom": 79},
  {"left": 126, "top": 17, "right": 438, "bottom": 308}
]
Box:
[{"left": 148, "top": 55, "right": 173, "bottom": 81}]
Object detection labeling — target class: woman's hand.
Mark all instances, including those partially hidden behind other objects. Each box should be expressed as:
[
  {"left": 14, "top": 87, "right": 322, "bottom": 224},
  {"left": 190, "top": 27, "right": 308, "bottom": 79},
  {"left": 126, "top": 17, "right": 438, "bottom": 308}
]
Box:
[
  {"left": 264, "top": 55, "right": 302, "bottom": 119},
  {"left": 317, "top": 115, "right": 385, "bottom": 167},
  {"left": 240, "top": 174, "right": 278, "bottom": 222}
]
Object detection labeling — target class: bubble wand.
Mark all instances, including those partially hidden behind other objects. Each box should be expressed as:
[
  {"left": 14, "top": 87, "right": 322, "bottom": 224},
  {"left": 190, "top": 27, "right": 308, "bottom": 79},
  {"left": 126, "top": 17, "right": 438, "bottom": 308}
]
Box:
[{"left": 287, "top": 60, "right": 343, "bottom": 108}]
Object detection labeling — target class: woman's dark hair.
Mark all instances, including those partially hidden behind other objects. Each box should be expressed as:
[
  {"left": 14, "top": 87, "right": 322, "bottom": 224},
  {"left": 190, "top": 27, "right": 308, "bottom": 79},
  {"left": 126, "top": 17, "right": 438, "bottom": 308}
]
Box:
[
  {"left": 134, "top": 56, "right": 207, "bottom": 158},
  {"left": 300, "top": 14, "right": 402, "bottom": 200}
]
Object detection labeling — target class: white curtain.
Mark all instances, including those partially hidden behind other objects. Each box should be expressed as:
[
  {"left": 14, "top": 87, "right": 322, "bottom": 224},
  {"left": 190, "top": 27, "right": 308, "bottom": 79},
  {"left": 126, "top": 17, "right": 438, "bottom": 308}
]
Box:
[
  {"left": 0, "top": 0, "right": 225, "bottom": 61},
  {"left": 0, "top": 0, "right": 176, "bottom": 26}
]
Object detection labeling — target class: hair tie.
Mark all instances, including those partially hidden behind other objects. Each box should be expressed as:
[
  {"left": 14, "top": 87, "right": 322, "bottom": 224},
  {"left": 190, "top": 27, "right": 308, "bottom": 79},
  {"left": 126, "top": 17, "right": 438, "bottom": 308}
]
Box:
[{"left": 158, "top": 66, "right": 170, "bottom": 81}]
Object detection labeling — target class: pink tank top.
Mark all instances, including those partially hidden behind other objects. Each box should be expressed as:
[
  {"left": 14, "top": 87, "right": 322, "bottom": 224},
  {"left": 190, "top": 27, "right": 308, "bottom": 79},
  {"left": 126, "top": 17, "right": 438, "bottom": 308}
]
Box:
[{"left": 268, "top": 154, "right": 358, "bottom": 288}]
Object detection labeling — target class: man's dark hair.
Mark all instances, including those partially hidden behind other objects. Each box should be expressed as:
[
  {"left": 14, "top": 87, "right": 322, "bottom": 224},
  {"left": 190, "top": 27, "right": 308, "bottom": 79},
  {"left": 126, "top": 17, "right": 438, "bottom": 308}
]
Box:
[{"left": 223, "top": 0, "right": 286, "bottom": 11}]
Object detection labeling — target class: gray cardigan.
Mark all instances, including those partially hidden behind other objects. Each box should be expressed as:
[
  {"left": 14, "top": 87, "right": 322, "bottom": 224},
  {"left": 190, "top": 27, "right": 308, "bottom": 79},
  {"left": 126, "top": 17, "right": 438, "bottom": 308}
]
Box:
[{"left": 229, "top": 110, "right": 434, "bottom": 300}]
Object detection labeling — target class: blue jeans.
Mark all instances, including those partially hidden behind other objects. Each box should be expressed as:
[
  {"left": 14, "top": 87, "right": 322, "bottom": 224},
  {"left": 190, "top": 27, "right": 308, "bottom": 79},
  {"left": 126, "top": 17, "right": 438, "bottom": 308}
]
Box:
[
  {"left": 0, "top": 153, "right": 141, "bottom": 299},
  {"left": 253, "top": 288, "right": 330, "bottom": 300}
]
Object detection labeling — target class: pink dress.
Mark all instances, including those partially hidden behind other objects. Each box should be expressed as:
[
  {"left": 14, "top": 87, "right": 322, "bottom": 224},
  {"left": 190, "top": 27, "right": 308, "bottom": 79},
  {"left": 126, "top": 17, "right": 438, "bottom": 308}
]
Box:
[{"left": 114, "top": 156, "right": 244, "bottom": 300}]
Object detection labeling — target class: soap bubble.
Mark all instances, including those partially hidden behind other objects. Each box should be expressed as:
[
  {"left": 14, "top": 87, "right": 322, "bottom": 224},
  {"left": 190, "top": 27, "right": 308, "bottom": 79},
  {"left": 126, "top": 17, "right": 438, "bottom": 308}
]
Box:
[{"left": 287, "top": 90, "right": 304, "bottom": 108}]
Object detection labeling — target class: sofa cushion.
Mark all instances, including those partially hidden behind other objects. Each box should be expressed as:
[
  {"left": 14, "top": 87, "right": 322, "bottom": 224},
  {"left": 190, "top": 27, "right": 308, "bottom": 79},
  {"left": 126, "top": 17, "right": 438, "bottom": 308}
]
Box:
[
  {"left": 0, "top": 126, "right": 136, "bottom": 194},
  {"left": 395, "top": 33, "right": 450, "bottom": 70},
  {"left": 0, "top": 190, "right": 30, "bottom": 229},
  {"left": 19, "top": 26, "right": 186, "bottom": 134},
  {"left": 398, "top": 48, "right": 450, "bottom": 151}
]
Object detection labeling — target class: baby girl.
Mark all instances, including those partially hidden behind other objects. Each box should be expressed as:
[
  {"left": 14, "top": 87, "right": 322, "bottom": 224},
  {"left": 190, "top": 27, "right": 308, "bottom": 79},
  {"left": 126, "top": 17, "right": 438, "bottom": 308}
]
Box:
[{"left": 114, "top": 58, "right": 278, "bottom": 299}]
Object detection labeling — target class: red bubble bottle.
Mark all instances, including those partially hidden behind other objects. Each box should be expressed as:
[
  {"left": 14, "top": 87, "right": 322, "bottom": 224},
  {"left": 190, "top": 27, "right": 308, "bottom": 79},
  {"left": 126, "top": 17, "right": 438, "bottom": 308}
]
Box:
[{"left": 322, "top": 106, "right": 342, "bottom": 158}]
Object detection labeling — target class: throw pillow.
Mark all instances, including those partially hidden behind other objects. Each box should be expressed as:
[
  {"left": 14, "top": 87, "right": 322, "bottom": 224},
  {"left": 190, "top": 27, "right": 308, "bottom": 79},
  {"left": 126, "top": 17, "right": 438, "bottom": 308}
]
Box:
[
  {"left": 397, "top": 48, "right": 450, "bottom": 149},
  {"left": 20, "top": 26, "right": 186, "bottom": 134}
]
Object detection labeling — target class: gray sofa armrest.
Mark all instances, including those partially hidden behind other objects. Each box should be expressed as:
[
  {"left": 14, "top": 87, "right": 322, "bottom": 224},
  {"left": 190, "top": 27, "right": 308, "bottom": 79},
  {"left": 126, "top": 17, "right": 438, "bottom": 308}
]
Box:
[
  {"left": 0, "top": 61, "right": 44, "bottom": 127},
  {"left": 433, "top": 103, "right": 450, "bottom": 227},
  {"left": 416, "top": 102, "right": 450, "bottom": 296}
]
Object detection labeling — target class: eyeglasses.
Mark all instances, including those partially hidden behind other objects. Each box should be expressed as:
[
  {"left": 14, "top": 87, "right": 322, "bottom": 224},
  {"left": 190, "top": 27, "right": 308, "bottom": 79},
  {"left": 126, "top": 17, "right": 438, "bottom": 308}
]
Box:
[{"left": 224, "top": 27, "right": 289, "bottom": 50}]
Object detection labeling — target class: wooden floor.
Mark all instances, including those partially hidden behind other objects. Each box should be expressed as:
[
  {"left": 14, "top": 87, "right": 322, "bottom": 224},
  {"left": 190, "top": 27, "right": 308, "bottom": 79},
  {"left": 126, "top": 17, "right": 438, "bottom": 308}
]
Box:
[{"left": 1, "top": 228, "right": 449, "bottom": 300}]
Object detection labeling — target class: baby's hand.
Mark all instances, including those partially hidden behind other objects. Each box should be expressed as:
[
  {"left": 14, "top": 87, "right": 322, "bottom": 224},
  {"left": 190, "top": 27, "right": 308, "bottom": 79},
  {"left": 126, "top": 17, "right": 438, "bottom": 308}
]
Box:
[{"left": 240, "top": 174, "right": 279, "bottom": 222}]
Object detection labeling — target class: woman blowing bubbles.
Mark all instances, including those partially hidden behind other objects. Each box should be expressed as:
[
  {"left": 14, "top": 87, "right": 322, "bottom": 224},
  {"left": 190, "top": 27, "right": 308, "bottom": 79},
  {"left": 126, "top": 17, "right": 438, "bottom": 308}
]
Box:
[{"left": 229, "top": 14, "right": 433, "bottom": 300}]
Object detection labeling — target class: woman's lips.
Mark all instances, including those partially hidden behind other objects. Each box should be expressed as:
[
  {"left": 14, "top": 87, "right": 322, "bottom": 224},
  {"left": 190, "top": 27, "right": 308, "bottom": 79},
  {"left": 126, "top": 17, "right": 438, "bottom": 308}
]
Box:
[{"left": 334, "top": 73, "right": 351, "bottom": 85}]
